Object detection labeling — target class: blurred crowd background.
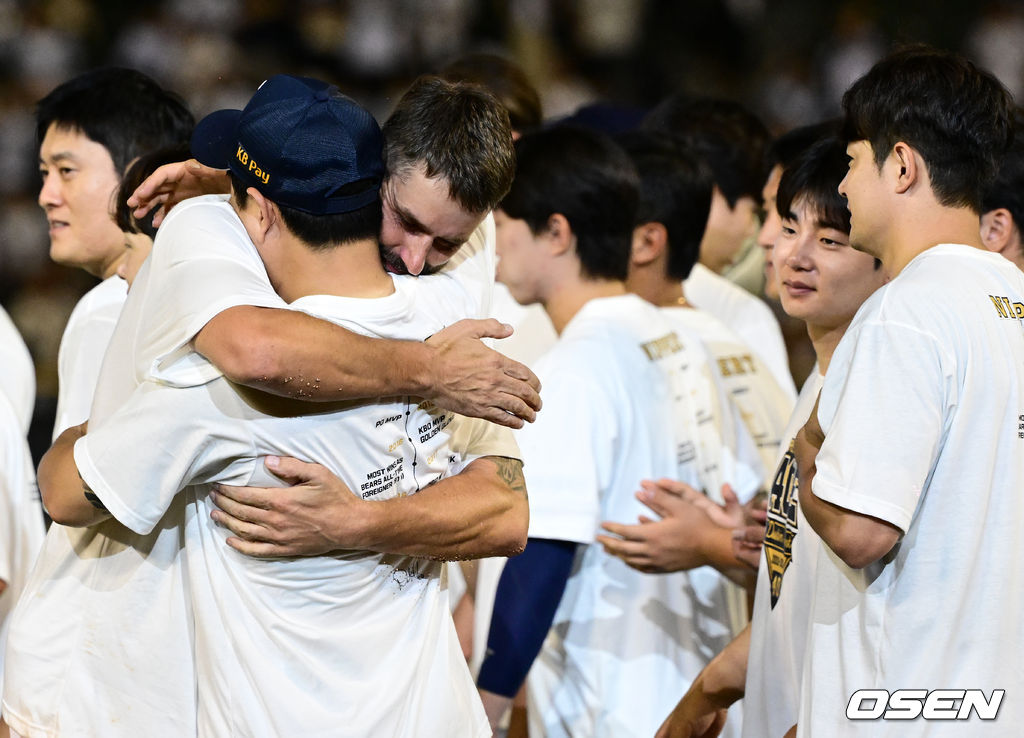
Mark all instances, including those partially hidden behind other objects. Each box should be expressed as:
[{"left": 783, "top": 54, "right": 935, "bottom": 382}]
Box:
[{"left": 3, "top": 0, "right": 1023, "bottom": 451}]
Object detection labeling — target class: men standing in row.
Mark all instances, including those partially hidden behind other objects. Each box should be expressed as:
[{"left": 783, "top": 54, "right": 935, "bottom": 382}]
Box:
[
  {"left": 476, "top": 126, "right": 751, "bottom": 738},
  {"left": 642, "top": 97, "right": 796, "bottom": 401}
]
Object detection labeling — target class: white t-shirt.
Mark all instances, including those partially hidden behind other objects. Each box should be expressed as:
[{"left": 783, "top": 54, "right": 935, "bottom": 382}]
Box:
[
  {"left": 799, "top": 245, "right": 1024, "bottom": 736},
  {"left": 684, "top": 264, "right": 796, "bottom": 402},
  {"left": 76, "top": 275, "right": 515, "bottom": 738},
  {"left": 742, "top": 372, "right": 822, "bottom": 738},
  {"left": 51, "top": 275, "right": 126, "bottom": 439},
  {"left": 2, "top": 197, "right": 496, "bottom": 738},
  {"left": 0, "top": 391, "right": 45, "bottom": 704},
  {"left": 522, "top": 294, "right": 744, "bottom": 738},
  {"left": 0, "top": 307, "right": 35, "bottom": 436},
  {"left": 662, "top": 305, "right": 794, "bottom": 486}
]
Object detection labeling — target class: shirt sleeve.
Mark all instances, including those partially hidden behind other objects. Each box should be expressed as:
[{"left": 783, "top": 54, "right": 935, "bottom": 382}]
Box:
[
  {"left": 517, "top": 357, "right": 613, "bottom": 545},
  {"left": 446, "top": 417, "right": 521, "bottom": 473},
  {"left": 139, "top": 201, "right": 288, "bottom": 387},
  {"left": 53, "top": 282, "right": 125, "bottom": 439},
  {"left": 74, "top": 379, "right": 257, "bottom": 536},
  {"left": 813, "top": 319, "right": 953, "bottom": 533}
]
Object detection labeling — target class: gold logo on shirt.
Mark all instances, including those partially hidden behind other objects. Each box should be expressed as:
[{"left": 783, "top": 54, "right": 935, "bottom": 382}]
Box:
[
  {"left": 765, "top": 441, "right": 800, "bottom": 609},
  {"left": 990, "top": 294, "right": 1024, "bottom": 319}
]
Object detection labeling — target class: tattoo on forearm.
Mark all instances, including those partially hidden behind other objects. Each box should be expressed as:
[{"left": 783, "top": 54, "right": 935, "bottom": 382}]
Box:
[
  {"left": 82, "top": 477, "right": 107, "bottom": 512},
  {"left": 493, "top": 457, "right": 527, "bottom": 497}
]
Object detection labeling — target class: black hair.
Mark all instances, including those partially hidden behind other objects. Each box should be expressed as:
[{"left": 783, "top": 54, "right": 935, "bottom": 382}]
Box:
[
  {"left": 383, "top": 75, "right": 514, "bottom": 214},
  {"left": 37, "top": 67, "right": 194, "bottom": 175},
  {"left": 982, "top": 110, "right": 1024, "bottom": 226},
  {"left": 618, "top": 131, "right": 713, "bottom": 281},
  {"left": 231, "top": 173, "right": 382, "bottom": 250},
  {"left": 765, "top": 120, "right": 842, "bottom": 174},
  {"left": 440, "top": 53, "right": 543, "bottom": 133},
  {"left": 841, "top": 45, "right": 1013, "bottom": 213},
  {"left": 115, "top": 144, "right": 193, "bottom": 238},
  {"left": 501, "top": 125, "right": 639, "bottom": 282},
  {"left": 640, "top": 94, "right": 769, "bottom": 206},
  {"left": 776, "top": 135, "right": 852, "bottom": 235}
]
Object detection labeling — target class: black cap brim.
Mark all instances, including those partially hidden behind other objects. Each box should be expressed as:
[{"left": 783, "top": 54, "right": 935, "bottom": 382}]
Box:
[{"left": 190, "top": 109, "right": 243, "bottom": 170}]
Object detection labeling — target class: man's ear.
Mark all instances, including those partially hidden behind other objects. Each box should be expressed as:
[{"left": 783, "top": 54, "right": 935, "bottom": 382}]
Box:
[
  {"left": 980, "top": 208, "right": 1016, "bottom": 254},
  {"left": 246, "top": 188, "right": 279, "bottom": 242},
  {"left": 891, "top": 142, "right": 920, "bottom": 195},
  {"left": 631, "top": 222, "right": 668, "bottom": 266},
  {"left": 546, "top": 213, "right": 574, "bottom": 256}
]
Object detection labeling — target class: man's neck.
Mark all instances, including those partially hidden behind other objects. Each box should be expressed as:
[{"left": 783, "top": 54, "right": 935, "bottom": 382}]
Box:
[
  {"left": 884, "top": 205, "right": 986, "bottom": 276},
  {"left": 625, "top": 268, "right": 688, "bottom": 308},
  {"left": 272, "top": 236, "right": 395, "bottom": 303},
  {"left": 542, "top": 278, "right": 628, "bottom": 334},
  {"left": 91, "top": 249, "right": 126, "bottom": 281}
]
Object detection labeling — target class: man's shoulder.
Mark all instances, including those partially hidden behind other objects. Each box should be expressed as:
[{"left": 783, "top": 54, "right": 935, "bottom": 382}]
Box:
[
  {"left": 686, "top": 263, "right": 760, "bottom": 305},
  {"left": 160, "top": 193, "right": 233, "bottom": 229},
  {"left": 66, "top": 276, "right": 127, "bottom": 330}
]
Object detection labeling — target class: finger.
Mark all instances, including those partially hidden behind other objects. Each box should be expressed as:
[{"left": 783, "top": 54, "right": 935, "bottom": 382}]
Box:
[
  {"left": 599, "top": 521, "right": 646, "bottom": 541},
  {"left": 210, "top": 484, "right": 273, "bottom": 511},
  {"left": 149, "top": 204, "right": 168, "bottom": 228},
  {"left": 131, "top": 192, "right": 167, "bottom": 220},
  {"left": 263, "top": 455, "right": 324, "bottom": 485},
  {"left": 211, "top": 509, "right": 269, "bottom": 540},
  {"left": 637, "top": 514, "right": 656, "bottom": 524},
  {"left": 129, "top": 162, "right": 184, "bottom": 207},
  {"left": 499, "top": 375, "right": 542, "bottom": 412},
  {"left": 750, "top": 509, "right": 768, "bottom": 523},
  {"left": 224, "top": 536, "right": 294, "bottom": 558},
  {"left": 635, "top": 487, "right": 684, "bottom": 519},
  {"left": 455, "top": 318, "right": 514, "bottom": 341},
  {"left": 475, "top": 405, "right": 526, "bottom": 429},
  {"left": 652, "top": 477, "right": 702, "bottom": 501},
  {"left": 721, "top": 484, "right": 739, "bottom": 506},
  {"left": 497, "top": 391, "right": 538, "bottom": 423},
  {"left": 596, "top": 534, "right": 650, "bottom": 561},
  {"left": 499, "top": 355, "right": 541, "bottom": 390}
]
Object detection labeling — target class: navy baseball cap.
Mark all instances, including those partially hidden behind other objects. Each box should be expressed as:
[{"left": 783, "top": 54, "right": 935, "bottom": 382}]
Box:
[{"left": 190, "top": 75, "right": 384, "bottom": 215}]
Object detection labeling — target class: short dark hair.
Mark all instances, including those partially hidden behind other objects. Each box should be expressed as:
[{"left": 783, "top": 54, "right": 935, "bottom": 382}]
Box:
[
  {"left": 842, "top": 45, "right": 1013, "bottom": 213},
  {"left": 982, "top": 112, "right": 1024, "bottom": 226},
  {"left": 501, "top": 126, "right": 638, "bottom": 282},
  {"left": 231, "top": 173, "right": 382, "bottom": 250},
  {"left": 37, "top": 67, "right": 194, "bottom": 174},
  {"left": 440, "top": 53, "right": 543, "bottom": 133},
  {"left": 383, "top": 75, "right": 514, "bottom": 214},
  {"left": 776, "top": 135, "right": 852, "bottom": 235},
  {"left": 641, "top": 94, "right": 769, "bottom": 206},
  {"left": 619, "top": 132, "right": 713, "bottom": 281},
  {"left": 765, "top": 120, "right": 841, "bottom": 174},
  {"left": 116, "top": 144, "right": 193, "bottom": 238}
]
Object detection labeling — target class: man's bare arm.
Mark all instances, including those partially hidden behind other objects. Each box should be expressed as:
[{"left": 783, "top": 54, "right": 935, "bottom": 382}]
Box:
[
  {"left": 209, "top": 455, "right": 528, "bottom": 560},
  {"left": 131, "top": 161, "right": 542, "bottom": 427},
  {"left": 37, "top": 423, "right": 111, "bottom": 528},
  {"left": 655, "top": 623, "right": 750, "bottom": 738},
  {"left": 196, "top": 307, "right": 541, "bottom": 428}
]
